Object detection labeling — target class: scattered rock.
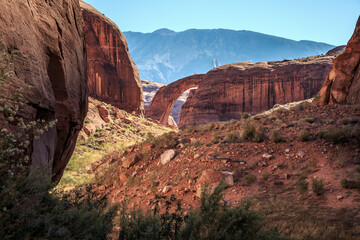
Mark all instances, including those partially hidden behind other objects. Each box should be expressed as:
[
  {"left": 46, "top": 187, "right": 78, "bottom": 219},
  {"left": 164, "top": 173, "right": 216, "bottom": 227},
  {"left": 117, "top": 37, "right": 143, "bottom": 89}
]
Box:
[
  {"left": 160, "top": 149, "right": 176, "bottom": 165},
  {"left": 298, "top": 151, "right": 306, "bottom": 158},
  {"left": 285, "top": 149, "right": 290, "bottom": 153},
  {"left": 97, "top": 106, "right": 112, "bottom": 123},
  {"left": 194, "top": 153, "right": 201, "bottom": 159},
  {"left": 337, "top": 195, "right": 344, "bottom": 200},
  {"left": 262, "top": 153, "right": 273, "bottom": 160},
  {"left": 122, "top": 154, "right": 142, "bottom": 168},
  {"left": 162, "top": 186, "right": 171, "bottom": 193}
]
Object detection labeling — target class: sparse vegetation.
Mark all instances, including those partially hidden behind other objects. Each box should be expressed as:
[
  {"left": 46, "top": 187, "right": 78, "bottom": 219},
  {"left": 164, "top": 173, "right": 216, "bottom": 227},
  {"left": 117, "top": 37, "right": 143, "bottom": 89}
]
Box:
[
  {"left": 340, "top": 177, "right": 360, "bottom": 189},
  {"left": 318, "top": 126, "right": 360, "bottom": 144},
  {"left": 311, "top": 178, "right": 324, "bottom": 196},
  {"left": 224, "top": 131, "right": 240, "bottom": 143},
  {"left": 244, "top": 173, "right": 256, "bottom": 184},
  {"left": 296, "top": 177, "right": 309, "bottom": 195},
  {"left": 270, "top": 130, "right": 285, "bottom": 143},
  {"left": 298, "top": 129, "right": 312, "bottom": 142},
  {"left": 241, "top": 112, "right": 250, "bottom": 119},
  {"left": 119, "top": 184, "right": 285, "bottom": 240}
]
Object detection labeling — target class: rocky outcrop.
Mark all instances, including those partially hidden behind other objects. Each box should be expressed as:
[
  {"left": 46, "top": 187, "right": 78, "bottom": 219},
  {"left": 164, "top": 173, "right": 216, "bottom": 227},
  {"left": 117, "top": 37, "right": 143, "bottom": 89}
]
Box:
[
  {"left": 80, "top": 1, "right": 144, "bottom": 114},
  {"left": 326, "top": 45, "right": 346, "bottom": 55},
  {"left": 0, "top": 0, "right": 88, "bottom": 181},
  {"left": 142, "top": 79, "right": 191, "bottom": 124},
  {"left": 319, "top": 17, "right": 360, "bottom": 105},
  {"left": 145, "top": 74, "right": 204, "bottom": 126},
  {"left": 179, "top": 56, "right": 333, "bottom": 128}
]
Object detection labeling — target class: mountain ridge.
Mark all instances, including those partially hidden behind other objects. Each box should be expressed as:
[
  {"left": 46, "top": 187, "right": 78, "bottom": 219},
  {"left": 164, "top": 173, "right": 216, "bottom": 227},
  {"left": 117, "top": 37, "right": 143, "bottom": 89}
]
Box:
[{"left": 124, "top": 28, "right": 334, "bottom": 84}]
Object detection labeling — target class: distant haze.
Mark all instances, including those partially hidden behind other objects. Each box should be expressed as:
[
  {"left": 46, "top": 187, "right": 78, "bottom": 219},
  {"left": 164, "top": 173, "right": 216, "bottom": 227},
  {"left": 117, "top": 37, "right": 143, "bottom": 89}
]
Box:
[{"left": 124, "top": 29, "right": 334, "bottom": 84}]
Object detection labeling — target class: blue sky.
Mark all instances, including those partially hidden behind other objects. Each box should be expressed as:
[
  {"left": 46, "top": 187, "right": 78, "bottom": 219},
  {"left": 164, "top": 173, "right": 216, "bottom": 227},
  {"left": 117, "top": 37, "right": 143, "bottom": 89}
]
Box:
[{"left": 82, "top": 0, "right": 359, "bottom": 46}]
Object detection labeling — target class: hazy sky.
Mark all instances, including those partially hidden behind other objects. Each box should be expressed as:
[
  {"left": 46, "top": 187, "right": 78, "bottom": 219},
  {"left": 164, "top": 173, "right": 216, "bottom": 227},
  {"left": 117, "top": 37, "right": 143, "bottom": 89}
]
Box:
[{"left": 82, "top": 0, "right": 359, "bottom": 46}]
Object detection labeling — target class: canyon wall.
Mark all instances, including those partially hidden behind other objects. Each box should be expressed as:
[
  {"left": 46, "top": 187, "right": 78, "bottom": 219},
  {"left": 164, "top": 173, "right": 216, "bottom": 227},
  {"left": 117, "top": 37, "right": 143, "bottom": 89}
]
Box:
[
  {"left": 80, "top": 2, "right": 144, "bottom": 114},
  {"left": 319, "top": 16, "right": 360, "bottom": 105},
  {"left": 145, "top": 74, "right": 204, "bottom": 126},
  {"left": 0, "top": 0, "right": 88, "bottom": 182},
  {"left": 179, "top": 56, "right": 333, "bottom": 128}
]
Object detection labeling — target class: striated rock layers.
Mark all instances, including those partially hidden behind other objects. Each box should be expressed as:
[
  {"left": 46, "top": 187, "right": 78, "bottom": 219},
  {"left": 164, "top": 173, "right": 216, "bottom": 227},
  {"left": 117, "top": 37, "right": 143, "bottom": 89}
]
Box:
[
  {"left": 145, "top": 74, "right": 204, "bottom": 126},
  {"left": 81, "top": 2, "right": 144, "bottom": 114},
  {"left": 0, "top": 0, "right": 88, "bottom": 181},
  {"left": 179, "top": 56, "right": 334, "bottom": 128},
  {"left": 319, "top": 16, "right": 360, "bottom": 105}
]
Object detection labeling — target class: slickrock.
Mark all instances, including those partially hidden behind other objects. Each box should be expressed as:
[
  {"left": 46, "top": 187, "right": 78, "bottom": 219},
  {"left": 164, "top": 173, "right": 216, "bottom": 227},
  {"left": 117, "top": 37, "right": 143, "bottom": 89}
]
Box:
[
  {"left": 0, "top": 0, "right": 88, "bottom": 182},
  {"left": 179, "top": 56, "right": 333, "bottom": 128},
  {"left": 319, "top": 16, "right": 360, "bottom": 105},
  {"left": 80, "top": 2, "right": 144, "bottom": 114}
]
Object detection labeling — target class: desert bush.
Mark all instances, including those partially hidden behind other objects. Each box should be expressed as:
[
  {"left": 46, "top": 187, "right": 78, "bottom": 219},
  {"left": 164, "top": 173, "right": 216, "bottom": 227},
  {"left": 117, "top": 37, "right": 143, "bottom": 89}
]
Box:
[
  {"left": 298, "top": 129, "right": 312, "bottom": 142},
  {"left": 318, "top": 126, "right": 360, "bottom": 144},
  {"left": 241, "top": 122, "right": 266, "bottom": 142},
  {"left": 270, "top": 130, "right": 285, "bottom": 143},
  {"left": 241, "top": 112, "right": 250, "bottom": 119},
  {"left": 341, "top": 117, "right": 359, "bottom": 125},
  {"left": 244, "top": 173, "right": 256, "bottom": 184},
  {"left": 119, "top": 184, "right": 285, "bottom": 240},
  {"left": 296, "top": 177, "right": 309, "bottom": 195},
  {"left": 301, "top": 116, "right": 316, "bottom": 123},
  {"left": 311, "top": 178, "right": 324, "bottom": 196},
  {"left": 224, "top": 131, "right": 240, "bottom": 143},
  {"left": 147, "top": 132, "right": 177, "bottom": 149},
  {"left": 340, "top": 177, "right": 360, "bottom": 189},
  {"left": 0, "top": 174, "right": 117, "bottom": 239}
]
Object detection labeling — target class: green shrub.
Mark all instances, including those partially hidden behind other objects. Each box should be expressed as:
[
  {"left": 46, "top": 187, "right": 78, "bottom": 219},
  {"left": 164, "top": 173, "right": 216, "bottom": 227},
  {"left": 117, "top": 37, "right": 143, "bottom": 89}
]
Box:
[
  {"left": 242, "top": 121, "right": 256, "bottom": 141},
  {"left": 318, "top": 126, "right": 360, "bottom": 144},
  {"left": 244, "top": 173, "right": 256, "bottom": 184},
  {"left": 270, "top": 130, "right": 285, "bottom": 143},
  {"left": 119, "top": 184, "right": 285, "bottom": 240},
  {"left": 241, "top": 112, "right": 250, "bottom": 119},
  {"left": 262, "top": 172, "right": 270, "bottom": 180},
  {"left": 241, "top": 122, "right": 266, "bottom": 142},
  {"left": 224, "top": 131, "right": 240, "bottom": 143},
  {"left": 301, "top": 116, "right": 316, "bottom": 123},
  {"left": 298, "top": 129, "right": 312, "bottom": 142},
  {"left": 340, "top": 177, "right": 360, "bottom": 189},
  {"left": 0, "top": 175, "right": 117, "bottom": 239},
  {"left": 311, "top": 178, "right": 324, "bottom": 196},
  {"left": 341, "top": 117, "right": 359, "bottom": 125},
  {"left": 296, "top": 177, "right": 309, "bottom": 195}
]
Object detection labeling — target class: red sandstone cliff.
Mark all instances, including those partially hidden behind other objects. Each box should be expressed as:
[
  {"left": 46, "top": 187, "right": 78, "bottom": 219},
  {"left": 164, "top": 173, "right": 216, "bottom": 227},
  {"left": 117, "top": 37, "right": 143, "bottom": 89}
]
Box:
[
  {"left": 319, "top": 16, "right": 360, "bottom": 105},
  {"left": 0, "top": 0, "right": 88, "bottom": 182},
  {"left": 179, "top": 56, "right": 334, "bottom": 128},
  {"left": 145, "top": 74, "right": 204, "bottom": 126},
  {"left": 80, "top": 2, "right": 144, "bottom": 114}
]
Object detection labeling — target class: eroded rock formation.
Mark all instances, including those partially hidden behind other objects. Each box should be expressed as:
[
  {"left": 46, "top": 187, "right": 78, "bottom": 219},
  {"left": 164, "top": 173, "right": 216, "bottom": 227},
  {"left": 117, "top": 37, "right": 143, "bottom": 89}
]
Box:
[
  {"left": 0, "top": 0, "right": 88, "bottom": 182},
  {"left": 81, "top": 1, "right": 144, "bottom": 114},
  {"left": 319, "top": 16, "right": 360, "bottom": 105},
  {"left": 179, "top": 56, "right": 334, "bottom": 128},
  {"left": 145, "top": 74, "right": 204, "bottom": 126}
]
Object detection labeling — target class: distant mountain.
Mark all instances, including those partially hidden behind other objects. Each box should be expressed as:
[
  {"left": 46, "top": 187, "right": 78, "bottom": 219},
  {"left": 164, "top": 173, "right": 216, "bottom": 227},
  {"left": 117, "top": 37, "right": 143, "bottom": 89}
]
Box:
[{"left": 124, "top": 29, "right": 334, "bottom": 84}]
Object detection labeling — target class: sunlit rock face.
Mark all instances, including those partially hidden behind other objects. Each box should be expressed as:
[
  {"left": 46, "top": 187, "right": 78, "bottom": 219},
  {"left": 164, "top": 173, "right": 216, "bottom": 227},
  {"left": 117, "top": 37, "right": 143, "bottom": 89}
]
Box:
[
  {"left": 179, "top": 56, "right": 333, "bottom": 128},
  {"left": 81, "top": 1, "right": 144, "bottom": 114},
  {"left": 319, "top": 17, "right": 360, "bottom": 105}
]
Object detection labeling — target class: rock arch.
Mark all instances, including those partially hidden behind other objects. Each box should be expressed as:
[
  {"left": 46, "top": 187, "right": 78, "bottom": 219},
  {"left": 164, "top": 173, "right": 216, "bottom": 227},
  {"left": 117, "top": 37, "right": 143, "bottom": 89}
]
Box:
[{"left": 145, "top": 74, "right": 204, "bottom": 126}]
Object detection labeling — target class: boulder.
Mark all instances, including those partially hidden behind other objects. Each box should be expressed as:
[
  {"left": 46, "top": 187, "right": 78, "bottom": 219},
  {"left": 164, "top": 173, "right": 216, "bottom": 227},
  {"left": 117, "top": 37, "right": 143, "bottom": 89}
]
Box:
[
  {"left": 0, "top": 0, "right": 88, "bottom": 182},
  {"left": 160, "top": 149, "right": 176, "bottom": 165}
]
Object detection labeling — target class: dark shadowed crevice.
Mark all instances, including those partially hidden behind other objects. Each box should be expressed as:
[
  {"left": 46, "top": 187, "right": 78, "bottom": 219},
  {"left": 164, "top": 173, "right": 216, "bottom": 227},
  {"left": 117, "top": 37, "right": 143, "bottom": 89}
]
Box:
[{"left": 47, "top": 50, "right": 67, "bottom": 101}]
